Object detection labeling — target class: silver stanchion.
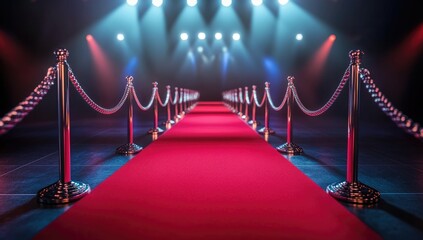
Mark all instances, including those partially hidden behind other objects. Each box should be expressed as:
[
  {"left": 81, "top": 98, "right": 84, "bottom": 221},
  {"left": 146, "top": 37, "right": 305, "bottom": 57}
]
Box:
[
  {"left": 184, "top": 88, "right": 188, "bottom": 113},
  {"left": 258, "top": 82, "right": 275, "bottom": 135},
  {"left": 37, "top": 49, "right": 90, "bottom": 205},
  {"left": 164, "top": 85, "right": 175, "bottom": 129},
  {"left": 179, "top": 88, "right": 185, "bottom": 117},
  {"left": 116, "top": 76, "right": 142, "bottom": 155},
  {"left": 148, "top": 82, "right": 164, "bottom": 135},
  {"left": 231, "top": 89, "right": 237, "bottom": 113},
  {"left": 326, "top": 50, "right": 380, "bottom": 205},
  {"left": 248, "top": 85, "right": 258, "bottom": 129},
  {"left": 243, "top": 86, "right": 249, "bottom": 122},
  {"left": 238, "top": 88, "right": 243, "bottom": 116},
  {"left": 277, "top": 76, "right": 303, "bottom": 154},
  {"left": 174, "top": 87, "right": 181, "bottom": 122}
]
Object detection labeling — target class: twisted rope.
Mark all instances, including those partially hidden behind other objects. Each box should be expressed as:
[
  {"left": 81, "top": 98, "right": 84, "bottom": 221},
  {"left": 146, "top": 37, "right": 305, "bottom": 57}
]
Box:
[
  {"left": 266, "top": 87, "right": 289, "bottom": 111},
  {"left": 360, "top": 68, "right": 422, "bottom": 140},
  {"left": 133, "top": 87, "right": 157, "bottom": 111},
  {"left": 245, "top": 88, "right": 254, "bottom": 105},
  {"left": 238, "top": 88, "right": 244, "bottom": 104},
  {"left": 68, "top": 67, "right": 129, "bottom": 115},
  {"left": 0, "top": 67, "right": 56, "bottom": 135},
  {"left": 170, "top": 88, "right": 179, "bottom": 105},
  {"left": 253, "top": 87, "right": 267, "bottom": 108},
  {"left": 157, "top": 87, "right": 171, "bottom": 107},
  {"left": 291, "top": 65, "right": 351, "bottom": 116}
]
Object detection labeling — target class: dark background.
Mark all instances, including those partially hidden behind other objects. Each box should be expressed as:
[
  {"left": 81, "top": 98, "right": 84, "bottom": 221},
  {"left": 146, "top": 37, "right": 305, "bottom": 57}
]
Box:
[{"left": 0, "top": 0, "right": 422, "bottom": 125}]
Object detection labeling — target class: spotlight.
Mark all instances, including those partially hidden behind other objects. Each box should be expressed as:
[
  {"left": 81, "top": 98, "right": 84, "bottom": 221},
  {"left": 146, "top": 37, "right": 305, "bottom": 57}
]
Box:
[
  {"left": 215, "top": 32, "right": 222, "bottom": 40},
  {"left": 127, "top": 0, "right": 138, "bottom": 6},
  {"left": 197, "top": 46, "right": 204, "bottom": 53},
  {"left": 232, "top": 33, "right": 240, "bottom": 41},
  {"left": 187, "top": 0, "right": 197, "bottom": 7},
  {"left": 180, "top": 32, "right": 189, "bottom": 41},
  {"left": 329, "top": 34, "right": 336, "bottom": 41},
  {"left": 278, "top": 0, "right": 289, "bottom": 5},
  {"left": 221, "top": 0, "right": 232, "bottom": 7},
  {"left": 198, "top": 32, "right": 206, "bottom": 40},
  {"left": 152, "top": 0, "right": 163, "bottom": 7},
  {"left": 86, "top": 34, "right": 93, "bottom": 41},
  {"left": 251, "top": 0, "right": 263, "bottom": 6},
  {"left": 296, "top": 33, "right": 303, "bottom": 41},
  {"left": 117, "top": 33, "right": 125, "bottom": 41}
]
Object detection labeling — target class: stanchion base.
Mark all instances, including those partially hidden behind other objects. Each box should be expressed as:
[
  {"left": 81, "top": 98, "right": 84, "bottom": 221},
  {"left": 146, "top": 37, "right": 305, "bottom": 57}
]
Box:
[
  {"left": 258, "top": 127, "right": 275, "bottom": 135},
  {"left": 164, "top": 120, "right": 175, "bottom": 125},
  {"left": 277, "top": 142, "right": 303, "bottom": 155},
  {"left": 148, "top": 127, "right": 164, "bottom": 134},
  {"left": 116, "top": 143, "right": 142, "bottom": 155},
  {"left": 326, "top": 181, "right": 381, "bottom": 205},
  {"left": 37, "top": 180, "right": 90, "bottom": 205},
  {"left": 248, "top": 120, "right": 260, "bottom": 125}
]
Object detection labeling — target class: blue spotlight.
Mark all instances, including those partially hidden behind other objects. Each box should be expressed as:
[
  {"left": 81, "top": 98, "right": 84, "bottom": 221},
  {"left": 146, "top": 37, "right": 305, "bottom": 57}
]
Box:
[
  {"left": 126, "top": 0, "right": 138, "bottom": 6},
  {"left": 279, "top": 0, "right": 289, "bottom": 5},
  {"left": 215, "top": 32, "right": 222, "bottom": 40},
  {"left": 296, "top": 33, "right": 303, "bottom": 41},
  {"left": 180, "top": 32, "right": 189, "bottom": 41},
  {"left": 117, "top": 33, "right": 125, "bottom": 41},
  {"left": 152, "top": 0, "right": 163, "bottom": 7},
  {"left": 187, "top": 0, "right": 197, "bottom": 7},
  {"left": 197, "top": 46, "right": 204, "bottom": 53},
  {"left": 221, "top": 0, "right": 232, "bottom": 7},
  {"left": 251, "top": 0, "right": 263, "bottom": 6},
  {"left": 198, "top": 32, "right": 206, "bottom": 40},
  {"left": 232, "top": 33, "right": 240, "bottom": 41}
]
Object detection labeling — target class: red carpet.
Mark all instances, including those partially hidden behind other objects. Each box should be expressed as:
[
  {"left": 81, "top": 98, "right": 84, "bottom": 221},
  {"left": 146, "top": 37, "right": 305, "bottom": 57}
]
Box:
[{"left": 35, "top": 102, "right": 380, "bottom": 240}]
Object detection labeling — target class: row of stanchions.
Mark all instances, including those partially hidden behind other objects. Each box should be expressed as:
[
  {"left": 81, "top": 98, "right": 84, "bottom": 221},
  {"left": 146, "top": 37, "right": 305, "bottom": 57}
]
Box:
[
  {"left": 223, "top": 50, "right": 388, "bottom": 205},
  {"left": 0, "top": 49, "right": 199, "bottom": 205}
]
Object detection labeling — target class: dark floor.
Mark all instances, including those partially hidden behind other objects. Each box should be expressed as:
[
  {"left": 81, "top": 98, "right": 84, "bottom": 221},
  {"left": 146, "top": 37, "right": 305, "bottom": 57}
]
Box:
[{"left": 0, "top": 105, "right": 422, "bottom": 240}]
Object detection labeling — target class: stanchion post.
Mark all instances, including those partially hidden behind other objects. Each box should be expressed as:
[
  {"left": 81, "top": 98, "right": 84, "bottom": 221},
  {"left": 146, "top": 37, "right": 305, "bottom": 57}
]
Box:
[
  {"left": 37, "top": 49, "right": 90, "bottom": 205},
  {"left": 258, "top": 82, "right": 275, "bottom": 135},
  {"left": 243, "top": 86, "right": 249, "bottom": 121},
  {"left": 180, "top": 88, "right": 185, "bottom": 117},
  {"left": 238, "top": 88, "right": 243, "bottom": 116},
  {"left": 277, "top": 76, "right": 303, "bottom": 154},
  {"left": 174, "top": 87, "right": 181, "bottom": 122},
  {"left": 248, "top": 85, "right": 258, "bottom": 128},
  {"left": 165, "top": 85, "right": 174, "bottom": 129},
  {"left": 184, "top": 88, "right": 188, "bottom": 113},
  {"left": 148, "top": 82, "right": 164, "bottom": 135},
  {"left": 116, "top": 76, "right": 142, "bottom": 155},
  {"left": 326, "top": 50, "right": 380, "bottom": 205},
  {"left": 234, "top": 89, "right": 236, "bottom": 113},
  {"left": 234, "top": 90, "right": 239, "bottom": 114}
]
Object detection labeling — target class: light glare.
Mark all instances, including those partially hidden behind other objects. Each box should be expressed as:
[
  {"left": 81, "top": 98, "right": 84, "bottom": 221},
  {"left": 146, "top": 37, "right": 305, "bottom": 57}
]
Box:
[
  {"left": 232, "top": 33, "right": 240, "bottom": 41},
  {"left": 251, "top": 0, "right": 263, "bottom": 6},
  {"left": 198, "top": 32, "right": 206, "bottom": 40},
  {"left": 215, "top": 32, "right": 222, "bottom": 40},
  {"left": 180, "top": 33, "right": 189, "bottom": 41},
  {"left": 127, "top": 0, "right": 138, "bottom": 6},
  {"left": 296, "top": 33, "right": 303, "bottom": 41},
  {"left": 117, "top": 33, "right": 125, "bottom": 41},
  {"left": 187, "top": 0, "right": 197, "bottom": 7},
  {"left": 221, "top": 0, "right": 232, "bottom": 7},
  {"left": 152, "top": 0, "right": 163, "bottom": 7},
  {"left": 279, "top": 0, "right": 289, "bottom": 5}
]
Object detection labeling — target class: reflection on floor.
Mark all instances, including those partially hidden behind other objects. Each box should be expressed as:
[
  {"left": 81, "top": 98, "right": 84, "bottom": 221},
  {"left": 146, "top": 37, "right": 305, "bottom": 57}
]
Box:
[{"left": 0, "top": 109, "right": 422, "bottom": 240}]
